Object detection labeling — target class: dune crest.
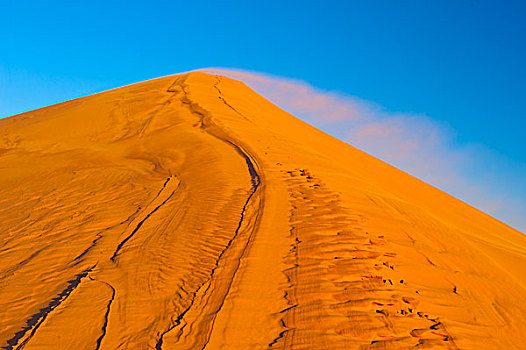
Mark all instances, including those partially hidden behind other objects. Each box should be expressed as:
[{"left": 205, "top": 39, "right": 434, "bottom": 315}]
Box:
[{"left": 1, "top": 72, "right": 525, "bottom": 349}]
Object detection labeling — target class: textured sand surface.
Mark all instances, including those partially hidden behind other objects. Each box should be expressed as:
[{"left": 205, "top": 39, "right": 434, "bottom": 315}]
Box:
[{"left": 1, "top": 72, "right": 525, "bottom": 349}]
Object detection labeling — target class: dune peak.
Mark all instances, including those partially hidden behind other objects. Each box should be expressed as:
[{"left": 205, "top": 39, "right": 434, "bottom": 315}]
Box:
[{"left": 0, "top": 72, "right": 525, "bottom": 349}]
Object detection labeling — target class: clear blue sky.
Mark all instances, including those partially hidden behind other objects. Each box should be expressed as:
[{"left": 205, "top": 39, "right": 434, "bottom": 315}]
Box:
[
  {"left": 2, "top": 1, "right": 525, "bottom": 161},
  {"left": 1, "top": 1, "right": 525, "bottom": 223}
]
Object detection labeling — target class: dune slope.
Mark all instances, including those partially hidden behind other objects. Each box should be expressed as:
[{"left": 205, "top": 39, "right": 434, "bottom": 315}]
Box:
[{"left": 1, "top": 72, "right": 525, "bottom": 349}]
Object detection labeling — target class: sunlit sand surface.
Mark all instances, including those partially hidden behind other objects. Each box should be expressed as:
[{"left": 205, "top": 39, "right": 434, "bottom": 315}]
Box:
[{"left": 1, "top": 72, "right": 525, "bottom": 349}]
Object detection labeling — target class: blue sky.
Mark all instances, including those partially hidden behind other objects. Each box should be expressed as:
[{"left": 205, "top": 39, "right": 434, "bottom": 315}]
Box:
[{"left": 1, "top": 1, "right": 525, "bottom": 231}]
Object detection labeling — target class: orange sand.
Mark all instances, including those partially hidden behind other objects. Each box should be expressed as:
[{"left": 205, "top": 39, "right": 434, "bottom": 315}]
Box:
[{"left": 0, "top": 72, "right": 525, "bottom": 349}]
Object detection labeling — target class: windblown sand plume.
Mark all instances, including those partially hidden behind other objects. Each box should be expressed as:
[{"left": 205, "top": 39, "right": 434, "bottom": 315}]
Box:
[{"left": 1, "top": 72, "right": 525, "bottom": 349}]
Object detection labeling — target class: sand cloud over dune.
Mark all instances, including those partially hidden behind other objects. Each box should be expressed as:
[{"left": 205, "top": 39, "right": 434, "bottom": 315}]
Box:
[{"left": 203, "top": 68, "right": 526, "bottom": 233}]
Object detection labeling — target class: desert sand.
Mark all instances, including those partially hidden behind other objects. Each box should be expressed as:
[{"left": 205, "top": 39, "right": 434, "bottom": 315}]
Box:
[{"left": 0, "top": 72, "right": 525, "bottom": 349}]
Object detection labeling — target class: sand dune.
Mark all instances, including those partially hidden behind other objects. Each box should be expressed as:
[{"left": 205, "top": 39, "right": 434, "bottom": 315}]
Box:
[{"left": 0, "top": 72, "right": 525, "bottom": 349}]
